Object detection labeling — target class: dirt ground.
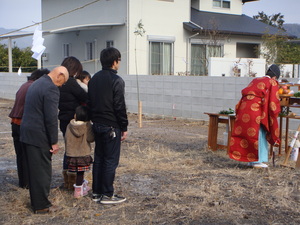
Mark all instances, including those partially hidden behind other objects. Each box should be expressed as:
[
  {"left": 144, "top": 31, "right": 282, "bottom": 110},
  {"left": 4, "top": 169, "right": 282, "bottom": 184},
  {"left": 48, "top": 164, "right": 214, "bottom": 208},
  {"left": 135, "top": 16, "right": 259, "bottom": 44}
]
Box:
[{"left": 0, "top": 98, "right": 300, "bottom": 225}]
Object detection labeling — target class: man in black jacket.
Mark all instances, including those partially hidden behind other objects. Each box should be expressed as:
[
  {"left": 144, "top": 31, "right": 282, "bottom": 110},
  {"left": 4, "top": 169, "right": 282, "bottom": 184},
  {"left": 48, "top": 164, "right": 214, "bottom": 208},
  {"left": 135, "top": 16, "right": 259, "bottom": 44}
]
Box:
[
  {"left": 20, "top": 66, "right": 69, "bottom": 213},
  {"left": 88, "top": 47, "right": 128, "bottom": 204}
]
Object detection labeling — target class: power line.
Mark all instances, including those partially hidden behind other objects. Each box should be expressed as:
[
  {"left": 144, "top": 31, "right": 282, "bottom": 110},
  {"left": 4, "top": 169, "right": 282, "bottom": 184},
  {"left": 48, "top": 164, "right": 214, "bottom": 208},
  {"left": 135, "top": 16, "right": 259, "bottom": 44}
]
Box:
[{"left": 0, "top": 0, "right": 101, "bottom": 37}]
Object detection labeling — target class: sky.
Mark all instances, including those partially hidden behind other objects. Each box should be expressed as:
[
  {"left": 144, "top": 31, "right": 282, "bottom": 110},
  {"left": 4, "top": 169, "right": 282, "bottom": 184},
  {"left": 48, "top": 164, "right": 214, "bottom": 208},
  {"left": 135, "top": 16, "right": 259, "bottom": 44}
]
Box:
[
  {"left": 242, "top": 0, "right": 300, "bottom": 24},
  {"left": 0, "top": 0, "right": 299, "bottom": 32},
  {"left": 0, "top": 0, "right": 41, "bottom": 31}
]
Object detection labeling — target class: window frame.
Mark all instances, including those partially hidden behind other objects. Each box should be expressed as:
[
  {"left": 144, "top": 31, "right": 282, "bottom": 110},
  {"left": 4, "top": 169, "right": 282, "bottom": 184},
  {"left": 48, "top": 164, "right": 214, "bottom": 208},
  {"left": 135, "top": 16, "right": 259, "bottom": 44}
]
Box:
[
  {"left": 106, "top": 40, "right": 114, "bottom": 48},
  {"left": 149, "top": 41, "right": 174, "bottom": 75},
  {"left": 190, "top": 43, "right": 223, "bottom": 76},
  {"left": 63, "top": 43, "right": 71, "bottom": 58},
  {"left": 86, "top": 41, "right": 94, "bottom": 61},
  {"left": 213, "top": 0, "right": 230, "bottom": 9}
]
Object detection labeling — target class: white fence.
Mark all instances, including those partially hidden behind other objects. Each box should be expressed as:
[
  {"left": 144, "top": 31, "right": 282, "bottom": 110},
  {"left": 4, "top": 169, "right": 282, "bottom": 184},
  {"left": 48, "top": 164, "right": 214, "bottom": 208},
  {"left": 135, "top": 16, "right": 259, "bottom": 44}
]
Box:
[
  {"left": 209, "top": 57, "right": 300, "bottom": 78},
  {"left": 209, "top": 57, "right": 266, "bottom": 77}
]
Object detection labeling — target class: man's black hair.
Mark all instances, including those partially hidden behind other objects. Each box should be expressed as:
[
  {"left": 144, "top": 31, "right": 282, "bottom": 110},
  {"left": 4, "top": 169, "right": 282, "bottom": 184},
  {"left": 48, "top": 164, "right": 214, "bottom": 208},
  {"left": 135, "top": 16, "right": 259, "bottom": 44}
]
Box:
[
  {"left": 28, "top": 69, "right": 50, "bottom": 81},
  {"left": 100, "top": 47, "right": 121, "bottom": 68}
]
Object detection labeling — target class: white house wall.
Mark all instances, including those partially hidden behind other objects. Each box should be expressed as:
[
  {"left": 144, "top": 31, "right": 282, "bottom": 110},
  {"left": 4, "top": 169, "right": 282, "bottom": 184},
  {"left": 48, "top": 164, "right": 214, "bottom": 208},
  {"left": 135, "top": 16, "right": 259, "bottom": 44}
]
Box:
[
  {"left": 199, "top": 0, "right": 243, "bottom": 15},
  {"left": 41, "top": 0, "right": 129, "bottom": 74},
  {"left": 40, "top": 0, "right": 271, "bottom": 76},
  {"left": 42, "top": 0, "right": 127, "bottom": 31},
  {"left": 127, "top": 0, "right": 190, "bottom": 75},
  {"left": 43, "top": 26, "right": 128, "bottom": 75},
  {"left": 224, "top": 39, "right": 237, "bottom": 58},
  {"left": 224, "top": 35, "right": 262, "bottom": 58}
]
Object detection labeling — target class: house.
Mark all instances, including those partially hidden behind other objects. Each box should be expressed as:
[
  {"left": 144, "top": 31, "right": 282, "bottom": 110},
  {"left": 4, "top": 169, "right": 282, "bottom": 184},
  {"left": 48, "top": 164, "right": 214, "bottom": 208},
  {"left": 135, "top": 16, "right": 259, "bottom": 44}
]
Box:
[{"left": 39, "top": 0, "right": 293, "bottom": 76}]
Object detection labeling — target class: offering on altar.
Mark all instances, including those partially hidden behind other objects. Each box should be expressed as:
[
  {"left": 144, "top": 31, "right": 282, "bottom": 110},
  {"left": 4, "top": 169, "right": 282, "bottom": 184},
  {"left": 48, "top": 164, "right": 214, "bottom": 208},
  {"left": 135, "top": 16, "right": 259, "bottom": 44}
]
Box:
[{"left": 279, "top": 85, "right": 291, "bottom": 95}]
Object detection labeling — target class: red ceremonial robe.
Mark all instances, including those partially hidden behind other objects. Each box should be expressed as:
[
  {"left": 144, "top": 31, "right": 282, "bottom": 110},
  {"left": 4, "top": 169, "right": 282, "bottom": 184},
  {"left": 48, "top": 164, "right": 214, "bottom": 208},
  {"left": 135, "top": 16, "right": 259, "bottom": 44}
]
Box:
[{"left": 229, "top": 76, "right": 281, "bottom": 162}]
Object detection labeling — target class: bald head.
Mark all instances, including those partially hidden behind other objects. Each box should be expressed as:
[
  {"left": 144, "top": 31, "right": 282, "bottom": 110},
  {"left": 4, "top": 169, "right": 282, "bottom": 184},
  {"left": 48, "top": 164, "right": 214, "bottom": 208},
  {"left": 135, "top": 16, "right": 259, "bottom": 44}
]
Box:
[{"left": 48, "top": 66, "right": 69, "bottom": 87}]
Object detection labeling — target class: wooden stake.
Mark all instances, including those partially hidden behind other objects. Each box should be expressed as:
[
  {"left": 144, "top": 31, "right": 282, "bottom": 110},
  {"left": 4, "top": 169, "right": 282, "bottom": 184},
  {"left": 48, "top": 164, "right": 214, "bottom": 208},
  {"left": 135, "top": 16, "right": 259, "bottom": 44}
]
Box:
[
  {"left": 295, "top": 149, "right": 300, "bottom": 169},
  {"left": 281, "top": 146, "right": 293, "bottom": 167},
  {"left": 138, "top": 101, "right": 142, "bottom": 128},
  {"left": 281, "top": 124, "right": 300, "bottom": 167}
]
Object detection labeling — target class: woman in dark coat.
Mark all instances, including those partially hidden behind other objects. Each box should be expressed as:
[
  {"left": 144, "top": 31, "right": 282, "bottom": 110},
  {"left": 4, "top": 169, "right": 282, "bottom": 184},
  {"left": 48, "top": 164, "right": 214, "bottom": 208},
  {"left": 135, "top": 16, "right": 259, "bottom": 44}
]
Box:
[{"left": 59, "top": 56, "right": 88, "bottom": 189}]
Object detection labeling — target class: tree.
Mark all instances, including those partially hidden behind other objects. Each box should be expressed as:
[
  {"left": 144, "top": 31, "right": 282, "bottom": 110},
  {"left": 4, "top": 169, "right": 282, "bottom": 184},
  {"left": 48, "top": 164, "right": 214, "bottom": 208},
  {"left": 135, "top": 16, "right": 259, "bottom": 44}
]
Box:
[
  {"left": 14, "top": 47, "right": 37, "bottom": 72},
  {"left": 0, "top": 44, "right": 37, "bottom": 72},
  {"left": 253, "top": 11, "right": 286, "bottom": 31},
  {"left": 0, "top": 44, "right": 9, "bottom": 72},
  {"left": 277, "top": 42, "right": 300, "bottom": 64},
  {"left": 134, "top": 20, "right": 146, "bottom": 128},
  {"left": 259, "top": 33, "right": 300, "bottom": 77},
  {"left": 254, "top": 11, "right": 300, "bottom": 76}
]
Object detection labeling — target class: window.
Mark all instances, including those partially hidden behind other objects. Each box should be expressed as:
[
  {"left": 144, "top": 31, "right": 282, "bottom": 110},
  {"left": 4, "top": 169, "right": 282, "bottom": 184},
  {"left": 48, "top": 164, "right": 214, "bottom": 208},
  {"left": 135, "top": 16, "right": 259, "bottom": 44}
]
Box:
[
  {"left": 106, "top": 40, "right": 114, "bottom": 48},
  {"left": 63, "top": 43, "right": 71, "bottom": 58},
  {"left": 236, "top": 43, "right": 259, "bottom": 58},
  {"left": 86, "top": 42, "right": 94, "bottom": 60},
  {"left": 149, "top": 42, "right": 173, "bottom": 75},
  {"left": 222, "top": 0, "right": 230, "bottom": 8},
  {"left": 213, "top": 0, "right": 221, "bottom": 7},
  {"left": 213, "top": 0, "right": 230, "bottom": 8},
  {"left": 191, "top": 44, "right": 222, "bottom": 75},
  {"left": 191, "top": 0, "right": 200, "bottom": 9}
]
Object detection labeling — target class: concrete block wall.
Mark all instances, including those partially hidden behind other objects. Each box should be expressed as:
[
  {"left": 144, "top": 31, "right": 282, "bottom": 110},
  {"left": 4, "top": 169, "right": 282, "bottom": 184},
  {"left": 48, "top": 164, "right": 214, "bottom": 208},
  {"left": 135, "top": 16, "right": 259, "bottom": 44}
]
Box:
[
  {"left": 122, "top": 75, "right": 254, "bottom": 121},
  {"left": 1, "top": 72, "right": 300, "bottom": 130},
  {"left": 121, "top": 75, "right": 300, "bottom": 131},
  {"left": 0, "top": 73, "right": 28, "bottom": 100}
]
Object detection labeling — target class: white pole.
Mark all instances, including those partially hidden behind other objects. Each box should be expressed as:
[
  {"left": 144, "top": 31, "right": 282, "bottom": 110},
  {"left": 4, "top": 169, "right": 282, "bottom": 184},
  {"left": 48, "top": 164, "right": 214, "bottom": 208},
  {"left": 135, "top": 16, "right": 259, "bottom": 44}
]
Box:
[
  {"left": 38, "top": 58, "right": 42, "bottom": 69},
  {"left": 94, "top": 39, "right": 97, "bottom": 73},
  {"left": 8, "top": 38, "right": 12, "bottom": 73}
]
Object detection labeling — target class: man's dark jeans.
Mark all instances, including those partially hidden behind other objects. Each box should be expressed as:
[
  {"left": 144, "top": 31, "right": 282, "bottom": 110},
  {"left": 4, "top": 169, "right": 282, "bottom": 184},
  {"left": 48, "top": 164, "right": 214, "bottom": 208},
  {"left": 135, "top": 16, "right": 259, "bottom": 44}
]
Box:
[
  {"left": 59, "top": 120, "right": 69, "bottom": 170},
  {"left": 92, "top": 123, "right": 121, "bottom": 197}
]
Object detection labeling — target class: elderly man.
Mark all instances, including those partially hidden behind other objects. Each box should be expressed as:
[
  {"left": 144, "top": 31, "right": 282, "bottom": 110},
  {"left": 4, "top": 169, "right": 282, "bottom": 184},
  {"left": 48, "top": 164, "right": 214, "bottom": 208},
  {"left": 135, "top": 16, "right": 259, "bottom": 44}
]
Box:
[
  {"left": 9, "top": 69, "right": 50, "bottom": 189},
  {"left": 20, "top": 66, "right": 69, "bottom": 214}
]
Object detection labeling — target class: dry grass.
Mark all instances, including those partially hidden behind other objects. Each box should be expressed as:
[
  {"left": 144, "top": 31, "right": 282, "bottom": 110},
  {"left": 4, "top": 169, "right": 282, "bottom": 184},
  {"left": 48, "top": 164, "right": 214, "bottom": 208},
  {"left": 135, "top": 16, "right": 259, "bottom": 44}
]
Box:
[{"left": 1, "top": 98, "right": 300, "bottom": 224}]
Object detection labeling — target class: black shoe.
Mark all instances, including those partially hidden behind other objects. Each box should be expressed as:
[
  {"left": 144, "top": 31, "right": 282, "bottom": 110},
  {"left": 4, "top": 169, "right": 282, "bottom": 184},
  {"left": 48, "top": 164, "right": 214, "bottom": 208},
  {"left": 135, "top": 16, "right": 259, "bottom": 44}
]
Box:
[
  {"left": 34, "top": 205, "right": 60, "bottom": 214},
  {"left": 100, "top": 194, "right": 126, "bottom": 204},
  {"left": 20, "top": 184, "right": 29, "bottom": 189},
  {"left": 92, "top": 193, "right": 101, "bottom": 202}
]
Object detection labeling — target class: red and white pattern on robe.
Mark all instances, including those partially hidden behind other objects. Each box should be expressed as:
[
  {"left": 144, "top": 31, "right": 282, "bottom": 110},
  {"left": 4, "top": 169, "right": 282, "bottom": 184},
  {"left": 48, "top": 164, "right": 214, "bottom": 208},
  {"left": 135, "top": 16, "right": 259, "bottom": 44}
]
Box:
[{"left": 229, "top": 76, "right": 281, "bottom": 162}]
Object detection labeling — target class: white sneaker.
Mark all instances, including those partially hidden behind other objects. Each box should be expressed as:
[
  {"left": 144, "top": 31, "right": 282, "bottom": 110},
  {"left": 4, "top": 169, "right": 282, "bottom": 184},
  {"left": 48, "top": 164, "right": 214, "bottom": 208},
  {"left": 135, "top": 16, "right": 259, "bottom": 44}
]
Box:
[{"left": 248, "top": 162, "right": 268, "bottom": 168}]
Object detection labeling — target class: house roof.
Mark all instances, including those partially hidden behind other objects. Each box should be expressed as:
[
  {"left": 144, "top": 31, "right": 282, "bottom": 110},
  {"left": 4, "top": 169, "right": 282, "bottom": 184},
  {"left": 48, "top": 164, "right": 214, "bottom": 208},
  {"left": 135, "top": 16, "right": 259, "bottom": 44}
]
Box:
[
  {"left": 184, "top": 8, "right": 296, "bottom": 38},
  {"left": 0, "top": 31, "right": 35, "bottom": 40},
  {"left": 0, "top": 23, "right": 125, "bottom": 39},
  {"left": 49, "top": 23, "right": 125, "bottom": 34},
  {"left": 242, "top": 0, "right": 259, "bottom": 3}
]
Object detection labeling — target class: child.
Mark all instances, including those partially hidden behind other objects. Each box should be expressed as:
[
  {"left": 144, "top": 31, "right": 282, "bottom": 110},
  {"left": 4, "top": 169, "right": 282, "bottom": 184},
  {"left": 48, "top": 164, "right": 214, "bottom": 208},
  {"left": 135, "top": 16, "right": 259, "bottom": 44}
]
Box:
[
  {"left": 65, "top": 105, "right": 94, "bottom": 198},
  {"left": 75, "top": 70, "right": 91, "bottom": 92}
]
